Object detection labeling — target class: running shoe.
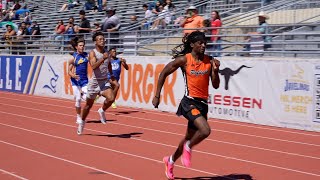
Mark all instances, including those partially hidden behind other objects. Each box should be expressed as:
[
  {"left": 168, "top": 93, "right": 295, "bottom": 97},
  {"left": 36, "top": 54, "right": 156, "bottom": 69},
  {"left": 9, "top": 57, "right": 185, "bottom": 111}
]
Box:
[
  {"left": 76, "top": 115, "right": 82, "bottom": 123},
  {"left": 98, "top": 108, "right": 107, "bottom": 124},
  {"left": 94, "top": 95, "right": 100, "bottom": 102},
  {"left": 76, "top": 119, "right": 85, "bottom": 135},
  {"left": 111, "top": 102, "right": 117, "bottom": 109},
  {"left": 163, "top": 156, "right": 174, "bottom": 180},
  {"left": 181, "top": 142, "right": 192, "bottom": 167}
]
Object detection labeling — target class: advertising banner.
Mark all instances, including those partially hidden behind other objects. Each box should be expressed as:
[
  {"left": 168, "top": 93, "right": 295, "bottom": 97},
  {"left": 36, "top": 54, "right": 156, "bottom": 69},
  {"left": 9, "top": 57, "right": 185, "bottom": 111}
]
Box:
[{"left": 1, "top": 55, "right": 319, "bottom": 132}]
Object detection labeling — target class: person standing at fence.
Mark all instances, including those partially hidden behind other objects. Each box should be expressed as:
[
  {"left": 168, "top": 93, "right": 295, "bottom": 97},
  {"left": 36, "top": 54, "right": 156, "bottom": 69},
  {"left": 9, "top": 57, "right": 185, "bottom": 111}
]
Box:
[
  {"left": 210, "top": 10, "right": 222, "bottom": 57},
  {"left": 67, "top": 37, "right": 89, "bottom": 124},
  {"left": 102, "top": 7, "right": 120, "bottom": 49},
  {"left": 77, "top": 32, "right": 119, "bottom": 135},
  {"left": 244, "top": 11, "right": 271, "bottom": 54},
  {"left": 107, "top": 47, "right": 129, "bottom": 108},
  {"left": 152, "top": 31, "right": 220, "bottom": 179}
]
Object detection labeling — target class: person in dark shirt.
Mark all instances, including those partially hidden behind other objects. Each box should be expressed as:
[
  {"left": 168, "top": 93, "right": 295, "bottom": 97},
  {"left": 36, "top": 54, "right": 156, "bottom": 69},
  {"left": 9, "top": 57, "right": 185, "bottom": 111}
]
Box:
[
  {"left": 31, "top": 21, "right": 41, "bottom": 37},
  {"left": 78, "top": 10, "right": 91, "bottom": 34}
]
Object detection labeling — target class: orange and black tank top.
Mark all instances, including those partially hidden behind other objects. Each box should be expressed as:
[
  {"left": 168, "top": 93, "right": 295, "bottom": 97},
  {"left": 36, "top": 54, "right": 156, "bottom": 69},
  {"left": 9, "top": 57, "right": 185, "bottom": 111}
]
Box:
[{"left": 181, "top": 53, "right": 212, "bottom": 100}]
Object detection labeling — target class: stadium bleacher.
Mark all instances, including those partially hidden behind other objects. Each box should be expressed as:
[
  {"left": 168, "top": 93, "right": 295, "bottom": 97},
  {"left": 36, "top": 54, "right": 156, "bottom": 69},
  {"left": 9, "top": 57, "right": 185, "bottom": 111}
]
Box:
[{"left": 0, "top": 0, "right": 319, "bottom": 57}]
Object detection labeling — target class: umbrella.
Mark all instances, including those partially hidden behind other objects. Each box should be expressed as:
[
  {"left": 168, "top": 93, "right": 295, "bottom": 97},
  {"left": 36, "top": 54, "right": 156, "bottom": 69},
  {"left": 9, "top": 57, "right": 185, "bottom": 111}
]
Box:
[
  {"left": 0, "top": 21, "right": 18, "bottom": 31},
  {"left": 15, "top": 9, "right": 30, "bottom": 15}
]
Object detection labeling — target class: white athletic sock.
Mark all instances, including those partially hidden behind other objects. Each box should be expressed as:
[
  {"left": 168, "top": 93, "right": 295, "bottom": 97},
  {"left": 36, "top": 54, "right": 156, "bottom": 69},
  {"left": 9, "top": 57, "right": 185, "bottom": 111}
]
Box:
[
  {"left": 77, "top": 114, "right": 81, "bottom": 118},
  {"left": 169, "top": 155, "right": 174, "bottom": 164},
  {"left": 185, "top": 140, "right": 191, "bottom": 151}
]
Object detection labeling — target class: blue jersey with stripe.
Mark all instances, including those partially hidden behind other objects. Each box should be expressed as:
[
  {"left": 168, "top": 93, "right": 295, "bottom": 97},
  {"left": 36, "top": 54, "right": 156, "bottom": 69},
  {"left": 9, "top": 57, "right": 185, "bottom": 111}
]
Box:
[
  {"left": 70, "top": 52, "right": 89, "bottom": 87},
  {"left": 108, "top": 58, "right": 121, "bottom": 81}
]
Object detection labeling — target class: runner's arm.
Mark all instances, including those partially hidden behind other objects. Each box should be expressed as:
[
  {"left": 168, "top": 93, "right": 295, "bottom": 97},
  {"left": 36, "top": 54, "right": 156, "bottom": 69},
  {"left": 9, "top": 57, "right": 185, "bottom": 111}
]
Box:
[
  {"left": 89, "top": 51, "right": 108, "bottom": 70},
  {"left": 120, "top": 58, "right": 129, "bottom": 70},
  {"left": 108, "top": 58, "right": 114, "bottom": 78},
  {"left": 67, "top": 58, "right": 78, "bottom": 79},
  {"left": 210, "top": 58, "right": 220, "bottom": 89},
  {"left": 154, "top": 56, "right": 186, "bottom": 98}
]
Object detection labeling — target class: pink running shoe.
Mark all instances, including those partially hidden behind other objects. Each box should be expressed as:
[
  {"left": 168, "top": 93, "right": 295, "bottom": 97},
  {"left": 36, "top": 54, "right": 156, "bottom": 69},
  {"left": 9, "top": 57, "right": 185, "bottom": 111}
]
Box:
[
  {"left": 163, "top": 156, "right": 174, "bottom": 180},
  {"left": 181, "top": 142, "right": 192, "bottom": 167}
]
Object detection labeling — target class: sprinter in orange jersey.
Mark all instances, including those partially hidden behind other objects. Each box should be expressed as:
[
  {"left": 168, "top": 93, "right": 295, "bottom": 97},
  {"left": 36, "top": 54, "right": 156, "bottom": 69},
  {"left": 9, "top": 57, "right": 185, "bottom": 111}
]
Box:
[{"left": 152, "top": 31, "right": 220, "bottom": 180}]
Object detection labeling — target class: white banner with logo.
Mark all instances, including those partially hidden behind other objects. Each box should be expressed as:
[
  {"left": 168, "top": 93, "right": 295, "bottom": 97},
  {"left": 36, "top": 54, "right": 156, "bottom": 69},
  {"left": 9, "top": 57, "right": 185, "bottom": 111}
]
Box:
[
  {"left": 208, "top": 59, "right": 318, "bottom": 131},
  {"left": 1, "top": 55, "right": 319, "bottom": 132}
]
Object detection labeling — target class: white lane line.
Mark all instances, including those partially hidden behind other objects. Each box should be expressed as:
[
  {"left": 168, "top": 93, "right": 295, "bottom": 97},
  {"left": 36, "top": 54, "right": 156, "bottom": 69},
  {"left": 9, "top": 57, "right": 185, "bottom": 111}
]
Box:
[
  {"left": 0, "top": 169, "right": 29, "bottom": 180},
  {"left": 0, "top": 123, "right": 220, "bottom": 178},
  {"left": 1, "top": 114, "right": 320, "bottom": 177},
  {"left": 1, "top": 103, "right": 320, "bottom": 160},
  {"left": 0, "top": 140, "right": 133, "bottom": 180},
  {"left": 1, "top": 92, "right": 318, "bottom": 137},
  {"left": 0, "top": 100, "right": 319, "bottom": 147}
]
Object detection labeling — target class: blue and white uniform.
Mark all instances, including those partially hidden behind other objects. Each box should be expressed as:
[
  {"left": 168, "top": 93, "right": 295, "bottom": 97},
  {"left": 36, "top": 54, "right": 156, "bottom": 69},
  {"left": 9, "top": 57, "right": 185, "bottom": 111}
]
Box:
[
  {"left": 108, "top": 58, "right": 121, "bottom": 82},
  {"left": 70, "top": 52, "right": 89, "bottom": 103}
]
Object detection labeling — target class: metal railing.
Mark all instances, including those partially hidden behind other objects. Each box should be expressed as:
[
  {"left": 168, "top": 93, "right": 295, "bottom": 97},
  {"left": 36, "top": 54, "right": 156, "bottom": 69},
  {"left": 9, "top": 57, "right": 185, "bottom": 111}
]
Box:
[{"left": 1, "top": 23, "right": 320, "bottom": 58}]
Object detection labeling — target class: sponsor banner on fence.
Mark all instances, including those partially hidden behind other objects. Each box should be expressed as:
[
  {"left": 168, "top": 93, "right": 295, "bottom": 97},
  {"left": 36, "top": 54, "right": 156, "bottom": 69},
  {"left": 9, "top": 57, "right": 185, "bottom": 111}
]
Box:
[
  {"left": 208, "top": 59, "right": 318, "bottom": 131},
  {"left": 0, "top": 55, "right": 44, "bottom": 94},
  {"left": 313, "top": 64, "right": 320, "bottom": 126},
  {"left": 208, "top": 60, "right": 270, "bottom": 124},
  {"left": 0, "top": 55, "right": 319, "bottom": 132}
]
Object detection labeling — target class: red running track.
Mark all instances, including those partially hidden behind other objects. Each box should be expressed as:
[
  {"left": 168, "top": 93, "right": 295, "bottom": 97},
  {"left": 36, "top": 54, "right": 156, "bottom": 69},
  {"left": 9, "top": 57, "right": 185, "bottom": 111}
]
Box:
[{"left": 0, "top": 91, "right": 320, "bottom": 180}]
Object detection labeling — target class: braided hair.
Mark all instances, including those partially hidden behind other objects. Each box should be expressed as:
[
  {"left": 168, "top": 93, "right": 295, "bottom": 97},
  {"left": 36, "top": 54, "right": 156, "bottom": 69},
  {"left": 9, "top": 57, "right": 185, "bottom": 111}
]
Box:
[{"left": 172, "top": 31, "right": 206, "bottom": 59}]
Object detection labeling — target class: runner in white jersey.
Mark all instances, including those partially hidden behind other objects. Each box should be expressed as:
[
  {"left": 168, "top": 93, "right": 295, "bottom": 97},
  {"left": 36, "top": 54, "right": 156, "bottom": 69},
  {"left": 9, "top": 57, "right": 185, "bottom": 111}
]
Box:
[{"left": 77, "top": 32, "right": 119, "bottom": 135}]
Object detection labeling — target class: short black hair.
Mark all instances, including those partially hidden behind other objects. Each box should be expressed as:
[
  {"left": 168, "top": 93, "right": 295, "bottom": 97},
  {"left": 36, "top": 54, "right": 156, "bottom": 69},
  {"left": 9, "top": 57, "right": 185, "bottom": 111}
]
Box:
[
  {"left": 92, "top": 32, "right": 104, "bottom": 42},
  {"left": 79, "top": 10, "right": 85, "bottom": 15},
  {"left": 109, "top": 47, "right": 117, "bottom": 52},
  {"left": 142, "top": 4, "right": 148, "bottom": 8}
]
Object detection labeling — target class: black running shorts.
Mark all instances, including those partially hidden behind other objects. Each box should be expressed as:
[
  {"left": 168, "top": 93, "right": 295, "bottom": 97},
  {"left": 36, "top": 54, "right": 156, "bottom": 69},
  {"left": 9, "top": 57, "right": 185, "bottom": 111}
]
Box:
[{"left": 176, "top": 96, "right": 208, "bottom": 130}]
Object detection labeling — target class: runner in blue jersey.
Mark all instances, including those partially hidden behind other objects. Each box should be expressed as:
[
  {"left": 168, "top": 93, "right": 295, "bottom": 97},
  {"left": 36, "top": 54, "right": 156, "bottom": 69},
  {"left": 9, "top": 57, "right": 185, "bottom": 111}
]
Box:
[
  {"left": 67, "top": 37, "right": 89, "bottom": 123},
  {"left": 107, "top": 47, "right": 129, "bottom": 108}
]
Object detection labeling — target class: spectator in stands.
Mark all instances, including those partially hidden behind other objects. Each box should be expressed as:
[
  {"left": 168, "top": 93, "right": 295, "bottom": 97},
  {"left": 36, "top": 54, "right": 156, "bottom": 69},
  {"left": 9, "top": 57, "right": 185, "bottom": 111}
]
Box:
[
  {"left": 30, "top": 21, "right": 41, "bottom": 39},
  {"left": 64, "top": 17, "right": 77, "bottom": 46},
  {"left": 180, "top": 5, "right": 204, "bottom": 35},
  {"left": 8, "top": 9, "right": 15, "bottom": 20},
  {"left": 102, "top": 7, "right": 120, "bottom": 47},
  {"left": 16, "top": 22, "right": 30, "bottom": 55},
  {"left": 23, "top": 11, "right": 32, "bottom": 24},
  {"left": 210, "top": 10, "right": 222, "bottom": 57},
  {"left": 12, "top": 1, "right": 21, "bottom": 19},
  {"left": 142, "top": 4, "right": 154, "bottom": 29},
  {"left": 0, "top": 10, "right": 9, "bottom": 22},
  {"left": 130, "top": 15, "right": 138, "bottom": 25},
  {"left": 96, "top": 0, "right": 103, "bottom": 11},
  {"left": 78, "top": 10, "right": 91, "bottom": 34},
  {"left": 59, "top": 0, "right": 80, "bottom": 12},
  {"left": 129, "top": 15, "right": 141, "bottom": 31},
  {"left": 17, "top": 22, "right": 30, "bottom": 38},
  {"left": 54, "top": 20, "right": 66, "bottom": 44},
  {"left": 164, "top": 0, "right": 176, "bottom": 22},
  {"left": 26, "top": 22, "right": 31, "bottom": 34},
  {"left": 244, "top": 11, "right": 271, "bottom": 52},
  {"left": 2, "top": 24, "right": 16, "bottom": 45},
  {"left": 151, "top": 1, "right": 161, "bottom": 15},
  {"left": 12, "top": 1, "right": 21, "bottom": 11},
  {"left": 150, "top": 4, "right": 170, "bottom": 30},
  {"left": 203, "top": 19, "right": 212, "bottom": 54},
  {"left": 91, "top": 21, "right": 101, "bottom": 32},
  {"left": 84, "top": 0, "right": 95, "bottom": 11}
]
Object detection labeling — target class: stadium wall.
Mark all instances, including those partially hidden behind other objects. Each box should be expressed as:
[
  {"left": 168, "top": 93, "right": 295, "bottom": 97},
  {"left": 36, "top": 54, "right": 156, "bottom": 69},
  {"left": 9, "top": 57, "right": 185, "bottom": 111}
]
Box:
[{"left": 0, "top": 55, "right": 319, "bottom": 132}]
